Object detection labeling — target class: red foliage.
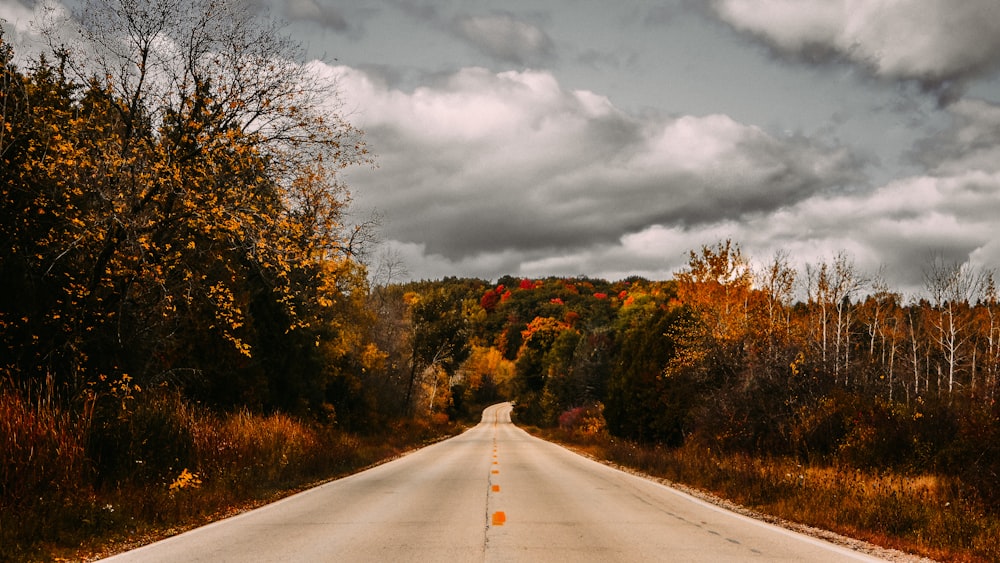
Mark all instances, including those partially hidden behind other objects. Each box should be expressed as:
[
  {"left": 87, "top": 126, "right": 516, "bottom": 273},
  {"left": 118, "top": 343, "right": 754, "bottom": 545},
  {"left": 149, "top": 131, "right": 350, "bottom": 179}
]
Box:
[
  {"left": 480, "top": 290, "right": 501, "bottom": 312},
  {"left": 593, "top": 292, "right": 607, "bottom": 300},
  {"left": 519, "top": 279, "right": 534, "bottom": 290},
  {"left": 559, "top": 407, "right": 586, "bottom": 430}
]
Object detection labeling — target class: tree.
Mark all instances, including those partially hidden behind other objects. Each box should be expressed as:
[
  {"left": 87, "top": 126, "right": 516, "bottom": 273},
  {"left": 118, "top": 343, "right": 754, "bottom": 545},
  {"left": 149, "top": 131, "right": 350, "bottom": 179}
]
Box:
[
  {"left": 1, "top": 0, "right": 370, "bottom": 417},
  {"left": 855, "top": 271, "right": 905, "bottom": 398},
  {"left": 671, "top": 240, "right": 753, "bottom": 386},
  {"left": 977, "top": 272, "right": 1000, "bottom": 401},
  {"left": 924, "top": 258, "right": 985, "bottom": 397},
  {"left": 456, "top": 345, "right": 515, "bottom": 407},
  {"left": 904, "top": 300, "right": 932, "bottom": 400},
  {"left": 806, "top": 252, "right": 866, "bottom": 384},
  {"left": 605, "top": 294, "right": 688, "bottom": 444},
  {"left": 755, "top": 250, "right": 797, "bottom": 363},
  {"left": 404, "top": 282, "right": 476, "bottom": 415},
  {"left": 513, "top": 316, "right": 574, "bottom": 419},
  {"left": 675, "top": 239, "right": 752, "bottom": 343}
]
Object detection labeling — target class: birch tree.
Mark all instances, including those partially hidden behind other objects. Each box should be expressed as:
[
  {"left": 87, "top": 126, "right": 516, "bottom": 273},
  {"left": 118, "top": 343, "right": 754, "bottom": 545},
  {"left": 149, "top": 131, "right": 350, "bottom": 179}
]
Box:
[
  {"left": 924, "top": 259, "right": 985, "bottom": 397},
  {"left": 806, "top": 252, "right": 866, "bottom": 384}
]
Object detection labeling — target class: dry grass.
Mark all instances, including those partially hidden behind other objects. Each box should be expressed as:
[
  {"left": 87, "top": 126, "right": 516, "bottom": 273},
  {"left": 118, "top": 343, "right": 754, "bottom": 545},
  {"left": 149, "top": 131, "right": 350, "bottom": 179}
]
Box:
[
  {"left": 542, "top": 429, "right": 1000, "bottom": 563},
  {"left": 1, "top": 383, "right": 462, "bottom": 562}
]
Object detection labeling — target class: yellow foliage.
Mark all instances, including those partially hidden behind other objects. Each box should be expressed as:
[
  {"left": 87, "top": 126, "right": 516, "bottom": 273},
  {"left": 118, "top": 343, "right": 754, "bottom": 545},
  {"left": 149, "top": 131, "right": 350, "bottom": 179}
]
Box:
[
  {"left": 168, "top": 468, "right": 202, "bottom": 493},
  {"left": 521, "top": 316, "right": 572, "bottom": 341},
  {"left": 459, "top": 345, "right": 515, "bottom": 391}
]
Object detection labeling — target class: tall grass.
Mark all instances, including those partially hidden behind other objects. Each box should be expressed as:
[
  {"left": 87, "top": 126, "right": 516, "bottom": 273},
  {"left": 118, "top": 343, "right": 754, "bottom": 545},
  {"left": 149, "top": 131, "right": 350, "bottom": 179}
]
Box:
[
  {"left": 1, "top": 382, "right": 460, "bottom": 562},
  {"left": 1, "top": 380, "right": 93, "bottom": 557},
  {"left": 548, "top": 429, "right": 1000, "bottom": 562}
]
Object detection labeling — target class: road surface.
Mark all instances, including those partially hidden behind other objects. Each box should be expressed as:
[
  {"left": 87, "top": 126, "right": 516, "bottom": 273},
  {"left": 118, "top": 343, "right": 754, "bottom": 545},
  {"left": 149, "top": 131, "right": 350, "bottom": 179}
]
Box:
[{"left": 103, "top": 403, "right": 885, "bottom": 562}]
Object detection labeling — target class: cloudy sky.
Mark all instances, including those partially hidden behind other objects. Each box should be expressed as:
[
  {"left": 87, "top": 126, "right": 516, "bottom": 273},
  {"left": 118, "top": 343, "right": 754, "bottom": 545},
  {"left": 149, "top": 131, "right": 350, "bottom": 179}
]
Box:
[{"left": 4, "top": 0, "right": 1000, "bottom": 295}]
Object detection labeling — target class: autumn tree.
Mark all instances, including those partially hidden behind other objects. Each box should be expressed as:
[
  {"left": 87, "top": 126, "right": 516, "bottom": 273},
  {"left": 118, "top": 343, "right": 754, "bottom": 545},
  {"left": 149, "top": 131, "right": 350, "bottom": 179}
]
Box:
[
  {"left": 1, "top": 0, "right": 371, "bottom": 418},
  {"left": 856, "top": 272, "right": 905, "bottom": 399},
  {"left": 671, "top": 239, "right": 754, "bottom": 385},
  {"left": 403, "top": 280, "right": 479, "bottom": 417},
  {"left": 903, "top": 300, "right": 933, "bottom": 400},
  {"left": 755, "top": 250, "right": 797, "bottom": 366},
  {"left": 604, "top": 289, "right": 689, "bottom": 444},
  {"left": 510, "top": 316, "right": 573, "bottom": 422},
  {"left": 976, "top": 273, "right": 1000, "bottom": 401},
  {"left": 456, "top": 345, "right": 516, "bottom": 409}
]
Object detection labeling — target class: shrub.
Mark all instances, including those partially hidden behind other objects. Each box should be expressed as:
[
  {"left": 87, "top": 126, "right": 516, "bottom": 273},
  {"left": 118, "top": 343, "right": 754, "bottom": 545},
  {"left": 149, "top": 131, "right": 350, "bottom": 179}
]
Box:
[{"left": 557, "top": 403, "right": 608, "bottom": 441}]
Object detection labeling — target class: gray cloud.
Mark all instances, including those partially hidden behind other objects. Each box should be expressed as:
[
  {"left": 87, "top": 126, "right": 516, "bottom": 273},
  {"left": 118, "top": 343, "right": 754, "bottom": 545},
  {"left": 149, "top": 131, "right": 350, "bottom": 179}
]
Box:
[
  {"left": 575, "top": 47, "right": 638, "bottom": 72},
  {"left": 12, "top": 0, "right": 1000, "bottom": 291},
  {"left": 711, "top": 0, "right": 1000, "bottom": 105},
  {"left": 451, "top": 12, "right": 555, "bottom": 66},
  {"left": 331, "top": 65, "right": 863, "bottom": 268},
  {"left": 283, "top": 0, "right": 349, "bottom": 32},
  {"left": 912, "top": 98, "right": 1000, "bottom": 174},
  {"left": 390, "top": 0, "right": 441, "bottom": 23},
  {"left": 325, "top": 61, "right": 1000, "bottom": 292}
]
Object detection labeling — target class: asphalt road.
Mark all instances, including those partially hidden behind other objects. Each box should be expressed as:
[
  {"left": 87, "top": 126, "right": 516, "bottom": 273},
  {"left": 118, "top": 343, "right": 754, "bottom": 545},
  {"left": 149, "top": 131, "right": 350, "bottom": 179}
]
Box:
[{"left": 102, "top": 403, "right": 885, "bottom": 562}]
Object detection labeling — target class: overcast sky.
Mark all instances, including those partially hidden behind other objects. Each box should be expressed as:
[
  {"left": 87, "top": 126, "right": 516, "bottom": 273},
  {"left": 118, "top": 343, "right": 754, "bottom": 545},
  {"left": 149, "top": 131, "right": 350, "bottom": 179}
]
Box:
[{"left": 4, "top": 0, "right": 1000, "bottom": 295}]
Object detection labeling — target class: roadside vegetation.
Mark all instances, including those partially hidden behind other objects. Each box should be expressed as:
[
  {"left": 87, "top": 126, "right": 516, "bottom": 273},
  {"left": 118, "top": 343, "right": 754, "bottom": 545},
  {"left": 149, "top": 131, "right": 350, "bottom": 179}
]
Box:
[
  {"left": 3, "top": 1, "right": 999, "bottom": 562},
  {"left": 538, "top": 423, "right": 1000, "bottom": 562},
  {"left": 2, "top": 384, "right": 461, "bottom": 561}
]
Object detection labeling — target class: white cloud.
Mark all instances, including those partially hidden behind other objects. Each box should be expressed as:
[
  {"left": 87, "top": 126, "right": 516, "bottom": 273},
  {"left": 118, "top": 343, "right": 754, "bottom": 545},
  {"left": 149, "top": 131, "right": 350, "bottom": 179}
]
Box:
[
  {"left": 313, "top": 58, "right": 1000, "bottom": 293},
  {"left": 712, "top": 0, "right": 1000, "bottom": 103},
  {"left": 324, "top": 63, "right": 866, "bottom": 280},
  {"left": 0, "top": 0, "right": 35, "bottom": 35}
]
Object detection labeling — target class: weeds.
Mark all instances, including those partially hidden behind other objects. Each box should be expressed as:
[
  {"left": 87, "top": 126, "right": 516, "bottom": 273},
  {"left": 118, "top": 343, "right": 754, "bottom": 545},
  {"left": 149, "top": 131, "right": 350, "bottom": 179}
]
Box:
[
  {"left": 545, "top": 427, "right": 999, "bottom": 562},
  {"left": 1, "top": 382, "right": 460, "bottom": 562}
]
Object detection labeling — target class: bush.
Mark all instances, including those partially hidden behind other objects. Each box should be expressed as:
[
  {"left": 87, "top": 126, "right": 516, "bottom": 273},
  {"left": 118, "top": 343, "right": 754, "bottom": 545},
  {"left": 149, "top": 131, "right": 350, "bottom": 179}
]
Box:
[{"left": 557, "top": 403, "right": 608, "bottom": 441}]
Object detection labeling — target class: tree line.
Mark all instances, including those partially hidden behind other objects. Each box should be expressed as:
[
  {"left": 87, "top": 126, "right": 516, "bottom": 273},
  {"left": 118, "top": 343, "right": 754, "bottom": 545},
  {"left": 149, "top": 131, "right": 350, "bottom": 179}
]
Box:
[{"left": 398, "top": 242, "right": 999, "bottom": 509}]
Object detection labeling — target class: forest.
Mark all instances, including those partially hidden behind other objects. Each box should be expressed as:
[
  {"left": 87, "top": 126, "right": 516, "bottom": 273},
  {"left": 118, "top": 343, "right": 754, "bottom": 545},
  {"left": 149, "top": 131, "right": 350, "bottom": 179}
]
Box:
[{"left": 2, "top": 1, "right": 999, "bottom": 560}]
